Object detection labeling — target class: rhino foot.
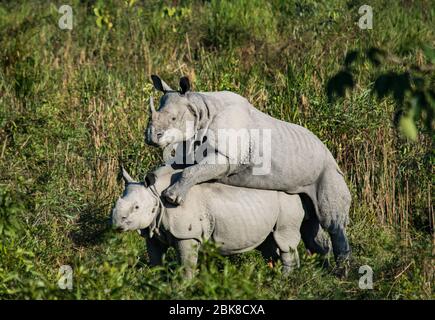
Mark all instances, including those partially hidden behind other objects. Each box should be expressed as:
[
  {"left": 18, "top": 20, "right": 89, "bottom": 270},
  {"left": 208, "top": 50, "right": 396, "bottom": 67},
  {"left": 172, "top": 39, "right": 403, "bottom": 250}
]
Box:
[
  {"left": 333, "top": 256, "right": 350, "bottom": 278},
  {"left": 163, "top": 183, "right": 186, "bottom": 205}
]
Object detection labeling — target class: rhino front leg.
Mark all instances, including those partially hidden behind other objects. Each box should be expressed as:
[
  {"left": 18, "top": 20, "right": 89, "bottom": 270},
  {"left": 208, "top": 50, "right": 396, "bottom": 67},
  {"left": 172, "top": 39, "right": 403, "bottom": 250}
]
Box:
[
  {"left": 175, "top": 239, "right": 200, "bottom": 280},
  {"left": 163, "top": 153, "right": 231, "bottom": 205},
  {"left": 281, "top": 248, "right": 300, "bottom": 275}
]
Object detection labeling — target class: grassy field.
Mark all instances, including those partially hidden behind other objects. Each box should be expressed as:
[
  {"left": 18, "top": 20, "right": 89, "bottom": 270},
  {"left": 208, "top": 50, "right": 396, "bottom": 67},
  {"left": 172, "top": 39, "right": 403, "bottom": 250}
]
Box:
[{"left": 0, "top": 0, "right": 433, "bottom": 299}]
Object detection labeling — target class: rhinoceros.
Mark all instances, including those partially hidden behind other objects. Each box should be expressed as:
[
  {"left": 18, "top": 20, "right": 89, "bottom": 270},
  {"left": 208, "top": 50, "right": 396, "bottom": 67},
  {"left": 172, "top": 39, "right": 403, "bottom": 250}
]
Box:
[
  {"left": 144, "top": 75, "right": 351, "bottom": 269},
  {"left": 111, "top": 166, "right": 312, "bottom": 279}
]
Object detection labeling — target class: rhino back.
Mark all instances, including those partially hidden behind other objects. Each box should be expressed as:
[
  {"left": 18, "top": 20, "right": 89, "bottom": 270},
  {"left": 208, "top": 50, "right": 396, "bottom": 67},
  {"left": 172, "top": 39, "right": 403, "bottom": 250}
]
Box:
[
  {"left": 218, "top": 106, "right": 337, "bottom": 192},
  {"left": 161, "top": 183, "right": 280, "bottom": 254},
  {"left": 199, "top": 91, "right": 333, "bottom": 186},
  {"left": 200, "top": 184, "right": 280, "bottom": 255},
  {"left": 250, "top": 107, "right": 332, "bottom": 179},
  {"left": 200, "top": 91, "right": 336, "bottom": 180}
]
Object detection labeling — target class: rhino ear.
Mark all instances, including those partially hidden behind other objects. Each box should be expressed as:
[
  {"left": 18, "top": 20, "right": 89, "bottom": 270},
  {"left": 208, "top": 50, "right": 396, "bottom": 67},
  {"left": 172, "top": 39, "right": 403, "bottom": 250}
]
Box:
[
  {"left": 151, "top": 75, "right": 173, "bottom": 92},
  {"left": 179, "top": 76, "right": 190, "bottom": 94},
  {"left": 144, "top": 172, "right": 156, "bottom": 187}
]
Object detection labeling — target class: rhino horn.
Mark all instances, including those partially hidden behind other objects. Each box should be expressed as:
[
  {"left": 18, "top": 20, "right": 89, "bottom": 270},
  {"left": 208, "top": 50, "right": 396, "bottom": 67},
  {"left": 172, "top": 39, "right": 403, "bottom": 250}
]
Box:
[
  {"left": 121, "top": 166, "right": 134, "bottom": 184},
  {"left": 149, "top": 95, "right": 156, "bottom": 115}
]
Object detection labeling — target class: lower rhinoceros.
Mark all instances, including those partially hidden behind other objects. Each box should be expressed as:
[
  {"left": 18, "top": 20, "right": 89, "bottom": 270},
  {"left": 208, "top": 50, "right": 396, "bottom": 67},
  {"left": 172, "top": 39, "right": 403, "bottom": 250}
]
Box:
[{"left": 111, "top": 167, "right": 317, "bottom": 279}]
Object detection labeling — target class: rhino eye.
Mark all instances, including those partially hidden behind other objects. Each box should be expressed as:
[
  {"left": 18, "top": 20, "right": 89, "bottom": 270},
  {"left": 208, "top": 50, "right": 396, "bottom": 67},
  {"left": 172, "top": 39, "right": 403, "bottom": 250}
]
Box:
[
  {"left": 171, "top": 117, "right": 176, "bottom": 121},
  {"left": 134, "top": 205, "right": 139, "bottom": 210}
]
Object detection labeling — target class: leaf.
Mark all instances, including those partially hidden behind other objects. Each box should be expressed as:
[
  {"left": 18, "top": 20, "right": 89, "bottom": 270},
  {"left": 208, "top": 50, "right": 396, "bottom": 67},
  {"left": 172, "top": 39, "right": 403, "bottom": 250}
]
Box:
[
  {"left": 374, "top": 72, "right": 410, "bottom": 105},
  {"left": 374, "top": 74, "right": 394, "bottom": 98},
  {"left": 344, "top": 50, "right": 359, "bottom": 68},
  {"left": 399, "top": 115, "right": 418, "bottom": 140},
  {"left": 366, "top": 47, "right": 386, "bottom": 67},
  {"left": 93, "top": 7, "right": 101, "bottom": 18},
  {"left": 96, "top": 17, "right": 103, "bottom": 28},
  {"left": 326, "top": 70, "right": 354, "bottom": 102}
]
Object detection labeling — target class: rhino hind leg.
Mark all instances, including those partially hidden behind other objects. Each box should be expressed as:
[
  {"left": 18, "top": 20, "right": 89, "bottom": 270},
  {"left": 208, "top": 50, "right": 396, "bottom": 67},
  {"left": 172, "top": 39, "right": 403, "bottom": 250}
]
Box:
[
  {"left": 316, "top": 167, "right": 351, "bottom": 269},
  {"left": 258, "top": 236, "right": 300, "bottom": 274},
  {"left": 257, "top": 234, "right": 280, "bottom": 264},
  {"left": 281, "top": 248, "right": 300, "bottom": 274}
]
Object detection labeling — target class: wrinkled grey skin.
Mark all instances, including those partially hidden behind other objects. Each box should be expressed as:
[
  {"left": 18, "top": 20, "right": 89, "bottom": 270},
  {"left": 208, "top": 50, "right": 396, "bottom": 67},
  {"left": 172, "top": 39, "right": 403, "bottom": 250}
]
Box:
[
  {"left": 145, "top": 76, "right": 351, "bottom": 268},
  {"left": 112, "top": 167, "right": 311, "bottom": 279}
]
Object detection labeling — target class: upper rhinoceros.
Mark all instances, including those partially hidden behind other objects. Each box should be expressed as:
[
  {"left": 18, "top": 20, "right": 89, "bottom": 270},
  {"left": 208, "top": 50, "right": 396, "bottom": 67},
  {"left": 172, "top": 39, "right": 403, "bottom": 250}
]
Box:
[{"left": 145, "top": 75, "right": 351, "bottom": 270}]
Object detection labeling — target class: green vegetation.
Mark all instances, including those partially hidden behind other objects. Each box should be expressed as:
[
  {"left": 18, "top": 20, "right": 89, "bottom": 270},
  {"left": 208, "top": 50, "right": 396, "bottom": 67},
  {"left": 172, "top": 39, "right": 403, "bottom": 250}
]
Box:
[{"left": 0, "top": 0, "right": 433, "bottom": 299}]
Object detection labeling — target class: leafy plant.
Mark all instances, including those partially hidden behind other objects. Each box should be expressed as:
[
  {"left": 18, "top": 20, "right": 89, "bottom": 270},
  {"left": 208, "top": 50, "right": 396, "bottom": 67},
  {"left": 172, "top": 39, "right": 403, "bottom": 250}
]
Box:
[
  {"left": 0, "top": 0, "right": 432, "bottom": 300},
  {"left": 327, "top": 47, "right": 435, "bottom": 140},
  {"left": 93, "top": 1, "right": 114, "bottom": 30}
]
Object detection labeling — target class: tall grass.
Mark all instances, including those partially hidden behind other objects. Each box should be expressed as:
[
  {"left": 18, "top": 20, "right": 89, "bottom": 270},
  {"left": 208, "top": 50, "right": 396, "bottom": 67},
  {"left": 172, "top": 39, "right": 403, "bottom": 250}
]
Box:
[{"left": 0, "top": 0, "right": 433, "bottom": 299}]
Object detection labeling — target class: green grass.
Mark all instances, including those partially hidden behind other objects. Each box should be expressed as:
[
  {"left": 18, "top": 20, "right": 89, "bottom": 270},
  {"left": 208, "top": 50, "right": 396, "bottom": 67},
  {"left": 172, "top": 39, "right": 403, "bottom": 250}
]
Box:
[{"left": 0, "top": 0, "right": 433, "bottom": 299}]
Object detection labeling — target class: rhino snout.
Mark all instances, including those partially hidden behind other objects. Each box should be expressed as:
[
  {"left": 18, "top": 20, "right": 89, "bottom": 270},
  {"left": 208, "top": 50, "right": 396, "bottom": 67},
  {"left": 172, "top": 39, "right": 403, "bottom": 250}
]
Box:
[{"left": 145, "top": 125, "right": 162, "bottom": 147}]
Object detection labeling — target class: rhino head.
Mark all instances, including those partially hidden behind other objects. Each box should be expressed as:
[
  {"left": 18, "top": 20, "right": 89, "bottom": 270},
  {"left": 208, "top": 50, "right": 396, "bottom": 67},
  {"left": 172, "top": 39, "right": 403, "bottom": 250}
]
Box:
[
  {"left": 145, "top": 75, "right": 203, "bottom": 148},
  {"left": 111, "top": 167, "right": 158, "bottom": 232}
]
